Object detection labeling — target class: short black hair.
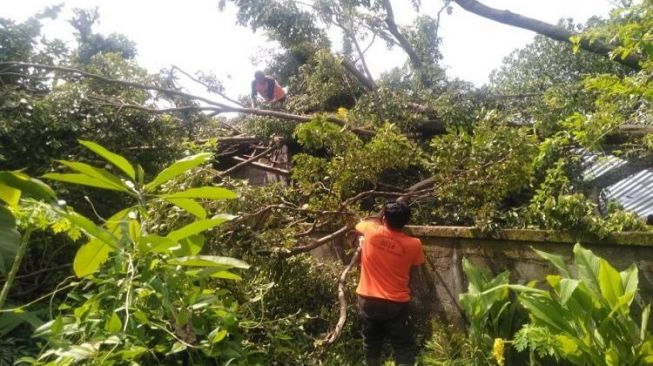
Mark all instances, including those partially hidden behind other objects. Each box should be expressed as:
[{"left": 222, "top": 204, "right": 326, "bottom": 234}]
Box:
[{"left": 383, "top": 201, "right": 411, "bottom": 229}]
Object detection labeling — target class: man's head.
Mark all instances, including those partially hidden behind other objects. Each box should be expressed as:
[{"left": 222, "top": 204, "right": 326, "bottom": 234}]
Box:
[
  {"left": 382, "top": 201, "right": 411, "bottom": 230},
  {"left": 254, "top": 71, "right": 265, "bottom": 81}
]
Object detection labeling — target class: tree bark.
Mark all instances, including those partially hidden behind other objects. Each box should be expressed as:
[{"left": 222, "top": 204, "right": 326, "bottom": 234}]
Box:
[
  {"left": 451, "top": 0, "right": 643, "bottom": 70},
  {"left": 382, "top": 0, "right": 423, "bottom": 70}
]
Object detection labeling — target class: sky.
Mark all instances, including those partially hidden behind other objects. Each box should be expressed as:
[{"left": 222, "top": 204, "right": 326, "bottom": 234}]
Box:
[{"left": 1, "top": 0, "right": 615, "bottom": 105}]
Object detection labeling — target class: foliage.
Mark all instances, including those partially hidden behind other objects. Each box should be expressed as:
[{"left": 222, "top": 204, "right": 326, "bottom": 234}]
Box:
[
  {"left": 417, "top": 322, "right": 476, "bottom": 366},
  {"left": 457, "top": 258, "right": 523, "bottom": 365},
  {"left": 526, "top": 159, "right": 648, "bottom": 237},
  {"left": 0, "top": 142, "right": 255, "bottom": 365},
  {"left": 428, "top": 115, "right": 537, "bottom": 227},
  {"left": 511, "top": 244, "right": 653, "bottom": 365}
]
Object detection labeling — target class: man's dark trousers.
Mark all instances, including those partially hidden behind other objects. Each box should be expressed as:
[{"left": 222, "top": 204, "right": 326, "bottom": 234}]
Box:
[{"left": 357, "top": 295, "right": 415, "bottom": 366}]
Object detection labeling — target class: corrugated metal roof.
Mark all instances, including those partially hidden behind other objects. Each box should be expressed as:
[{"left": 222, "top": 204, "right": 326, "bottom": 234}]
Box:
[{"left": 582, "top": 152, "right": 653, "bottom": 218}]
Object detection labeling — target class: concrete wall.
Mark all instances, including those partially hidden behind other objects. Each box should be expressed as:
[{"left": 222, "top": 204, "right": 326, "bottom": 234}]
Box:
[{"left": 403, "top": 226, "right": 653, "bottom": 326}]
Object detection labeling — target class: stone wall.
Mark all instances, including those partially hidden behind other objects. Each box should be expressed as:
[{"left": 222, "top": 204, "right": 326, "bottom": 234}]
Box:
[{"left": 403, "top": 226, "right": 653, "bottom": 326}]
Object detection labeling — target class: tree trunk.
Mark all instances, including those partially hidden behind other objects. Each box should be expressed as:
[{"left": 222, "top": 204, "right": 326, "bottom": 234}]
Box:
[{"left": 451, "top": 0, "right": 643, "bottom": 70}]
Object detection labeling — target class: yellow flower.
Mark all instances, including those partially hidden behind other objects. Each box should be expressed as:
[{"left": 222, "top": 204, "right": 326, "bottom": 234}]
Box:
[{"left": 492, "top": 338, "right": 505, "bottom": 366}]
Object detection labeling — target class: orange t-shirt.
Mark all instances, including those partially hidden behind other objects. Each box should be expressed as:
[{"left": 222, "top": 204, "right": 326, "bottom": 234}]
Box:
[
  {"left": 355, "top": 220, "right": 425, "bottom": 302},
  {"left": 255, "top": 79, "right": 286, "bottom": 102}
]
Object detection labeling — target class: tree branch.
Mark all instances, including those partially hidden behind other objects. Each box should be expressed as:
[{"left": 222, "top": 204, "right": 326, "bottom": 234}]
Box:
[
  {"left": 0, "top": 61, "right": 233, "bottom": 108},
  {"left": 341, "top": 59, "right": 377, "bottom": 91},
  {"left": 263, "top": 225, "right": 352, "bottom": 257},
  {"left": 320, "top": 240, "right": 361, "bottom": 347},
  {"left": 231, "top": 156, "right": 291, "bottom": 176},
  {"left": 451, "top": 0, "right": 643, "bottom": 70},
  {"left": 171, "top": 65, "right": 245, "bottom": 107},
  {"left": 382, "top": 0, "right": 423, "bottom": 69}
]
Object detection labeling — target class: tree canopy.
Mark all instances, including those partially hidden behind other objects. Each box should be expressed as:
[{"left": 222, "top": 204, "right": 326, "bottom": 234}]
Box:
[{"left": 1, "top": 0, "right": 652, "bottom": 364}]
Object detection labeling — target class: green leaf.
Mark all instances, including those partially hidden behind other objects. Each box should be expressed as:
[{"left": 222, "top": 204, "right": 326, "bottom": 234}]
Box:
[
  {"left": 55, "top": 160, "right": 129, "bottom": 191},
  {"left": 43, "top": 173, "right": 127, "bottom": 192},
  {"left": 79, "top": 140, "right": 135, "bottom": 180},
  {"left": 0, "top": 182, "right": 20, "bottom": 207},
  {"left": 573, "top": 244, "right": 601, "bottom": 295},
  {"left": 139, "top": 235, "right": 179, "bottom": 253},
  {"left": 599, "top": 258, "right": 624, "bottom": 308},
  {"left": 73, "top": 238, "right": 114, "bottom": 277},
  {"left": 167, "top": 255, "right": 250, "bottom": 269},
  {"left": 209, "top": 328, "right": 228, "bottom": 344},
  {"left": 0, "top": 205, "right": 16, "bottom": 229},
  {"left": 105, "top": 207, "right": 134, "bottom": 232},
  {"left": 533, "top": 247, "right": 571, "bottom": 278},
  {"left": 65, "top": 212, "right": 120, "bottom": 249},
  {"left": 160, "top": 187, "right": 237, "bottom": 200},
  {"left": 168, "top": 342, "right": 186, "bottom": 355},
  {"left": 519, "top": 292, "right": 573, "bottom": 333},
  {"left": 641, "top": 304, "right": 650, "bottom": 342},
  {"left": 620, "top": 263, "right": 639, "bottom": 296},
  {"left": 0, "top": 227, "right": 20, "bottom": 275},
  {"left": 0, "top": 171, "right": 56, "bottom": 203},
  {"left": 0, "top": 206, "right": 19, "bottom": 274},
  {"left": 210, "top": 270, "right": 242, "bottom": 281},
  {"left": 145, "top": 152, "right": 213, "bottom": 192},
  {"left": 165, "top": 198, "right": 207, "bottom": 219},
  {"left": 175, "top": 235, "right": 204, "bottom": 256},
  {"left": 166, "top": 215, "right": 235, "bottom": 242},
  {"left": 105, "top": 312, "right": 122, "bottom": 333},
  {"left": 559, "top": 279, "right": 580, "bottom": 305}
]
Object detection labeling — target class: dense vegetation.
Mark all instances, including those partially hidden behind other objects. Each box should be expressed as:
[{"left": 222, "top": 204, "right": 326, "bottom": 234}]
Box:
[{"left": 1, "top": 0, "right": 652, "bottom": 364}]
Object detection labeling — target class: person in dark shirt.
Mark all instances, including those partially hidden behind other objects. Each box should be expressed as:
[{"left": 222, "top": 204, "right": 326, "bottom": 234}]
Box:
[{"left": 250, "top": 71, "right": 286, "bottom": 108}]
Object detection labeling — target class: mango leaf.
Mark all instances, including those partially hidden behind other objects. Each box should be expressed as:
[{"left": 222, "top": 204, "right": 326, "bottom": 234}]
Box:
[
  {"left": 105, "top": 207, "right": 134, "bottom": 232},
  {"left": 174, "top": 235, "right": 204, "bottom": 256},
  {"left": 598, "top": 258, "right": 624, "bottom": 308},
  {"left": 187, "top": 267, "right": 242, "bottom": 281},
  {"left": 0, "top": 206, "right": 20, "bottom": 274},
  {"left": 55, "top": 160, "right": 129, "bottom": 191},
  {"left": 140, "top": 235, "right": 179, "bottom": 253},
  {"left": 573, "top": 244, "right": 601, "bottom": 296},
  {"left": 209, "top": 270, "right": 242, "bottom": 281},
  {"left": 0, "top": 182, "right": 20, "bottom": 207},
  {"left": 145, "top": 153, "right": 213, "bottom": 192},
  {"left": 165, "top": 198, "right": 207, "bottom": 219},
  {"left": 65, "top": 212, "right": 120, "bottom": 249},
  {"left": 533, "top": 247, "right": 571, "bottom": 278},
  {"left": 73, "top": 238, "right": 114, "bottom": 277},
  {"left": 167, "top": 255, "right": 249, "bottom": 269},
  {"left": 79, "top": 140, "right": 135, "bottom": 180},
  {"left": 160, "top": 187, "right": 237, "bottom": 200},
  {"left": 43, "top": 173, "right": 126, "bottom": 192},
  {"left": 0, "top": 171, "right": 56, "bottom": 203},
  {"left": 166, "top": 215, "right": 235, "bottom": 242}
]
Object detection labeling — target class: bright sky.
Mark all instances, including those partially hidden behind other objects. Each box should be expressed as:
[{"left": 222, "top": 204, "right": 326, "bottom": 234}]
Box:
[{"left": 2, "top": 0, "right": 614, "bottom": 104}]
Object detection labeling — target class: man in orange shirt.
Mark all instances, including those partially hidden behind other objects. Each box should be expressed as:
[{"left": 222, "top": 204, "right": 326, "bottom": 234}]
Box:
[
  {"left": 250, "top": 70, "right": 286, "bottom": 108},
  {"left": 355, "top": 201, "right": 425, "bottom": 366}
]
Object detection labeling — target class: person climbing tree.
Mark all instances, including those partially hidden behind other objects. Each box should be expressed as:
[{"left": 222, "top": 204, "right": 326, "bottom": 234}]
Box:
[
  {"left": 250, "top": 70, "right": 286, "bottom": 108},
  {"left": 355, "top": 201, "right": 425, "bottom": 366}
]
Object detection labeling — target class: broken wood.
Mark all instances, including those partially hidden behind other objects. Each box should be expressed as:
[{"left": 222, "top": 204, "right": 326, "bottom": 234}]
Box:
[{"left": 320, "top": 240, "right": 361, "bottom": 347}]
